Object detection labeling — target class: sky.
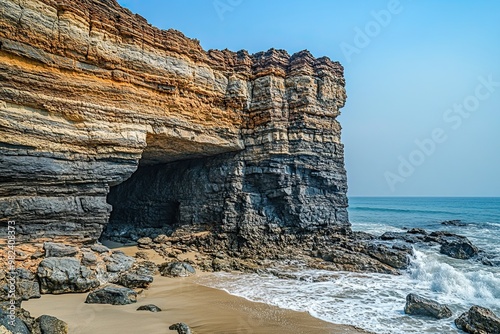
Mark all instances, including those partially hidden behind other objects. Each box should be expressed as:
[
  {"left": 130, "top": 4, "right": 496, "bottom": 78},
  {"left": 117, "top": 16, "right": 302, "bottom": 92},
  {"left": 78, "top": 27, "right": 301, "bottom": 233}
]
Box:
[{"left": 117, "top": 0, "right": 500, "bottom": 197}]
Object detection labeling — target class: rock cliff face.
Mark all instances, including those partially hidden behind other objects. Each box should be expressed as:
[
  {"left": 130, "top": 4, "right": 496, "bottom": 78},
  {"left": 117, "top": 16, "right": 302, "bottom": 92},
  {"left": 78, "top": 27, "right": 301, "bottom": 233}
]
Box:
[{"left": 0, "top": 0, "right": 348, "bottom": 250}]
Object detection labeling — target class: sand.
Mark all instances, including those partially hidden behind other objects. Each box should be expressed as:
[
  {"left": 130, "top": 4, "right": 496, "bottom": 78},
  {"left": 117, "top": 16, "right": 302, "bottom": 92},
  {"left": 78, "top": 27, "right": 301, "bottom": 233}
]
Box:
[
  {"left": 24, "top": 274, "right": 370, "bottom": 334},
  {"left": 22, "top": 243, "right": 370, "bottom": 333}
]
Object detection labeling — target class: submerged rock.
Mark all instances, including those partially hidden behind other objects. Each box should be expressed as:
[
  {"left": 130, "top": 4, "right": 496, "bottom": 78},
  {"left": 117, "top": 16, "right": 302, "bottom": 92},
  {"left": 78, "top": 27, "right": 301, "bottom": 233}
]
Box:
[
  {"left": 404, "top": 293, "right": 452, "bottom": 319},
  {"left": 169, "top": 322, "right": 192, "bottom": 334},
  {"left": 85, "top": 284, "right": 137, "bottom": 305},
  {"left": 455, "top": 305, "right": 500, "bottom": 334},
  {"left": 137, "top": 304, "right": 162, "bottom": 312},
  {"left": 441, "top": 220, "right": 467, "bottom": 227}
]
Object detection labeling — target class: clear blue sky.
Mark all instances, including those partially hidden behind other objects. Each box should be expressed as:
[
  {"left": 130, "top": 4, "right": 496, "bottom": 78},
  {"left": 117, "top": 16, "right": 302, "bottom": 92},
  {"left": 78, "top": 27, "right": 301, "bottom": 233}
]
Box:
[{"left": 118, "top": 0, "right": 500, "bottom": 197}]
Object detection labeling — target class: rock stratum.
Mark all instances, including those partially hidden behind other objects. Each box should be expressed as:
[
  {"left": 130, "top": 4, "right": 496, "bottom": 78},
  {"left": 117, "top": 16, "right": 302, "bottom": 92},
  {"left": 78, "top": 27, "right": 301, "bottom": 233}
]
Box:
[{"left": 0, "top": 0, "right": 348, "bottom": 254}]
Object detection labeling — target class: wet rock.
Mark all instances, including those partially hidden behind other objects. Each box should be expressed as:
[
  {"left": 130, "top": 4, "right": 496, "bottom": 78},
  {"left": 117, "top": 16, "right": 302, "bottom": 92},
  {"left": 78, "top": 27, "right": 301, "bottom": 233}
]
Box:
[
  {"left": 455, "top": 305, "right": 500, "bottom": 334},
  {"left": 36, "top": 315, "right": 68, "bottom": 334},
  {"left": 160, "top": 262, "right": 196, "bottom": 277},
  {"left": 85, "top": 284, "right": 137, "bottom": 305},
  {"left": 169, "top": 322, "right": 192, "bottom": 334},
  {"left": 137, "top": 304, "right": 162, "bottom": 312},
  {"left": 43, "top": 242, "right": 78, "bottom": 258},
  {"left": 407, "top": 228, "right": 427, "bottom": 235},
  {"left": 117, "top": 273, "right": 153, "bottom": 289},
  {"left": 364, "top": 243, "right": 412, "bottom": 269},
  {"left": 404, "top": 293, "right": 452, "bottom": 319},
  {"left": 37, "top": 257, "right": 99, "bottom": 294},
  {"left": 441, "top": 220, "right": 467, "bottom": 227},
  {"left": 105, "top": 251, "right": 135, "bottom": 273},
  {"left": 379, "top": 232, "right": 423, "bottom": 244},
  {"left": 438, "top": 236, "right": 479, "bottom": 260}
]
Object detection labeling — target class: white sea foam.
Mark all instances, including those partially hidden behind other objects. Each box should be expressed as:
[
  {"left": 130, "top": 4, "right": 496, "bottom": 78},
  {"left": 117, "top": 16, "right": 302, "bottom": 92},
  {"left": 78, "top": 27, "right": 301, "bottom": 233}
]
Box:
[{"left": 195, "top": 250, "right": 500, "bottom": 334}]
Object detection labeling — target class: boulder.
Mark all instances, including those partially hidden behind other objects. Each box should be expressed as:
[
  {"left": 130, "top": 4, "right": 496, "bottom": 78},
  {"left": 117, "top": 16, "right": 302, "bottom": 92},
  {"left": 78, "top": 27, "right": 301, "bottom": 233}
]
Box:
[
  {"left": 169, "top": 322, "right": 192, "bottom": 334},
  {"left": 364, "top": 243, "right": 412, "bottom": 269},
  {"left": 36, "top": 315, "right": 68, "bottom": 334},
  {"left": 404, "top": 293, "right": 452, "bottom": 319},
  {"left": 439, "top": 236, "right": 479, "bottom": 260},
  {"left": 85, "top": 284, "right": 137, "bottom": 305},
  {"left": 37, "top": 258, "right": 99, "bottom": 294},
  {"left": 105, "top": 252, "right": 135, "bottom": 273},
  {"left": 160, "top": 262, "right": 196, "bottom": 277},
  {"left": 0, "top": 309, "right": 30, "bottom": 334},
  {"left": 137, "top": 304, "right": 162, "bottom": 312},
  {"left": 117, "top": 273, "right": 153, "bottom": 289},
  {"left": 455, "top": 305, "right": 500, "bottom": 334},
  {"left": 43, "top": 242, "right": 78, "bottom": 258}
]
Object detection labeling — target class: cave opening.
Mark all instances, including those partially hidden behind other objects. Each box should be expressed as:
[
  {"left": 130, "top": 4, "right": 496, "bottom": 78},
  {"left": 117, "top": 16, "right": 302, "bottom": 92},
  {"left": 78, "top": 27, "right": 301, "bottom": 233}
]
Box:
[{"left": 101, "top": 133, "right": 239, "bottom": 243}]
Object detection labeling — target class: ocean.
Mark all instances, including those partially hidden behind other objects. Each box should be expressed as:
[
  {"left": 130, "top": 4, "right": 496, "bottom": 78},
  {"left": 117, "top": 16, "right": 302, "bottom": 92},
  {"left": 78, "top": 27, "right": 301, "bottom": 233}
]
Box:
[{"left": 195, "top": 197, "right": 500, "bottom": 333}]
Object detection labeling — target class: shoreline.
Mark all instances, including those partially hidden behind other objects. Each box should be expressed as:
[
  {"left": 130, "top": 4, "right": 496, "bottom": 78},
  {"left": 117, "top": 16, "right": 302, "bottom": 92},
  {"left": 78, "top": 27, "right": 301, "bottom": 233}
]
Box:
[{"left": 23, "top": 274, "right": 370, "bottom": 334}]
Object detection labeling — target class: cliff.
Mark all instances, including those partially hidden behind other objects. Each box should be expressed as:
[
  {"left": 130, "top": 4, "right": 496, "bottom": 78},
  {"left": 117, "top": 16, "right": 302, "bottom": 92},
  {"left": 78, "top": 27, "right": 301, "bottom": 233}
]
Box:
[{"left": 0, "top": 0, "right": 348, "bottom": 251}]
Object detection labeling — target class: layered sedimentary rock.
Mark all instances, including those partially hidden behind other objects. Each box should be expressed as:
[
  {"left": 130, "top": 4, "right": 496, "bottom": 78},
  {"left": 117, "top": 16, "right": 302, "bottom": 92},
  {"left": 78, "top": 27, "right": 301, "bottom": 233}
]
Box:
[{"left": 0, "top": 0, "right": 348, "bottom": 249}]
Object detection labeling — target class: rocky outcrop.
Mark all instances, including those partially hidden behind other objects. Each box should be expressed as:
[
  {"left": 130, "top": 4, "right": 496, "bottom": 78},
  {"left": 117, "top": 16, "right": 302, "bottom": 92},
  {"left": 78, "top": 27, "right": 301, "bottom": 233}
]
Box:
[
  {"left": 404, "top": 293, "right": 452, "bottom": 319},
  {"left": 455, "top": 306, "right": 500, "bottom": 334},
  {"left": 0, "top": 0, "right": 348, "bottom": 256}
]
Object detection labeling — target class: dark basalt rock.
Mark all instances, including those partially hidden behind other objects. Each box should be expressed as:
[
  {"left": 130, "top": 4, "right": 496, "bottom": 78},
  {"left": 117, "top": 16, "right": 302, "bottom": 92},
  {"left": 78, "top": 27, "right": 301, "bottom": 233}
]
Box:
[
  {"left": 12, "top": 268, "right": 40, "bottom": 301},
  {"left": 85, "top": 284, "right": 137, "bottom": 305},
  {"left": 441, "top": 219, "right": 467, "bottom": 227},
  {"left": 455, "top": 305, "right": 500, "bottom": 334},
  {"left": 169, "top": 322, "right": 192, "bottom": 334},
  {"left": 137, "top": 304, "right": 162, "bottom": 312},
  {"left": 404, "top": 293, "right": 452, "bottom": 319},
  {"left": 117, "top": 272, "right": 153, "bottom": 289},
  {"left": 160, "top": 262, "right": 196, "bottom": 277},
  {"left": 364, "top": 243, "right": 412, "bottom": 269},
  {"left": 36, "top": 315, "right": 69, "bottom": 334},
  {"left": 432, "top": 233, "right": 479, "bottom": 260},
  {"left": 37, "top": 257, "right": 99, "bottom": 294},
  {"left": 0, "top": 308, "right": 30, "bottom": 334}
]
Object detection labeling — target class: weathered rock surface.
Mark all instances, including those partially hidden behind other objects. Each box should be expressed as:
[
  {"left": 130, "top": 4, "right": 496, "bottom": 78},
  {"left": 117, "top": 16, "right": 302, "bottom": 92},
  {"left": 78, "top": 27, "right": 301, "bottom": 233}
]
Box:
[
  {"left": 36, "top": 315, "right": 68, "bottom": 334},
  {"left": 43, "top": 242, "right": 78, "bottom": 258},
  {"left": 160, "top": 262, "right": 196, "bottom": 277},
  {"left": 85, "top": 284, "right": 137, "bottom": 305},
  {"left": 137, "top": 304, "right": 162, "bottom": 312},
  {"left": 404, "top": 293, "right": 452, "bottom": 319},
  {"left": 0, "top": 0, "right": 348, "bottom": 257},
  {"left": 169, "top": 323, "right": 192, "bottom": 334},
  {"left": 117, "top": 272, "right": 153, "bottom": 289},
  {"left": 37, "top": 257, "right": 99, "bottom": 294},
  {"left": 455, "top": 306, "right": 500, "bottom": 334}
]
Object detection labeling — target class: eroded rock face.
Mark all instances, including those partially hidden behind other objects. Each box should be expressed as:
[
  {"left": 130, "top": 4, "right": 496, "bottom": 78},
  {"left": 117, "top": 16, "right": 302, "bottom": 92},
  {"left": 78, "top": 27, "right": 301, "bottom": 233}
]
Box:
[{"left": 0, "top": 0, "right": 348, "bottom": 250}]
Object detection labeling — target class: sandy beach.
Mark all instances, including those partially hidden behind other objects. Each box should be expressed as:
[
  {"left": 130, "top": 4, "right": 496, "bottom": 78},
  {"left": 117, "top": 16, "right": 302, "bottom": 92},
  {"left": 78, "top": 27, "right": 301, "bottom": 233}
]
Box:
[{"left": 23, "top": 270, "right": 368, "bottom": 334}]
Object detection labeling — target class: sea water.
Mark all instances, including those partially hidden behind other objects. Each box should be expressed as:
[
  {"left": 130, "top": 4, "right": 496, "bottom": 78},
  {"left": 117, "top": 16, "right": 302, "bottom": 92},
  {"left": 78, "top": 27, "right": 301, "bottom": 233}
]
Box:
[{"left": 195, "top": 197, "right": 500, "bottom": 334}]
